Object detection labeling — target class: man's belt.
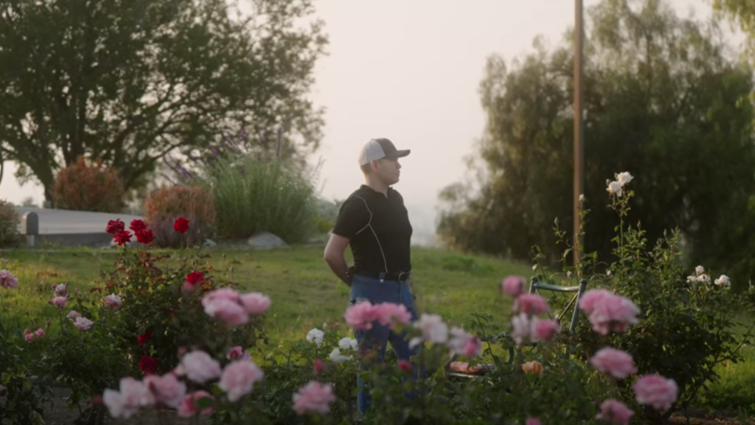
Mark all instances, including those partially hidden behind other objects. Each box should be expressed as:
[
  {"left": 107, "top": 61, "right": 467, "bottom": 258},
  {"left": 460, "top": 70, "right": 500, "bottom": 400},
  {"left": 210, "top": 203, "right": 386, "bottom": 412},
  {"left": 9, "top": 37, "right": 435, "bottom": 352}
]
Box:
[{"left": 356, "top": 270, "right": 411, "bottom": 282}]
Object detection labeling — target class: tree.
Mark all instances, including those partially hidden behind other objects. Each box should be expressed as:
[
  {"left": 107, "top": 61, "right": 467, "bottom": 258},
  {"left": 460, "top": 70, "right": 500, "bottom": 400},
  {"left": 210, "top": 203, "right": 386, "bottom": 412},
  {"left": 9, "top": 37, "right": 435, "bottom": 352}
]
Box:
[
  {"left": 438, "top": 0, "right": 755, "bottom": 287},
  {"left": 0, "top": 0, "right": 327, "bottom": 201},
  {"left": 712, "top": 0, "right": 755, "bottom": 53}
]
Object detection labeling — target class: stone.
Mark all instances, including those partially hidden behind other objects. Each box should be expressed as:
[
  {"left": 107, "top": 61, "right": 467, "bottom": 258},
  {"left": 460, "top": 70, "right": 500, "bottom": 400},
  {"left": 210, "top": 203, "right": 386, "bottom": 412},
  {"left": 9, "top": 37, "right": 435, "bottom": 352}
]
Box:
[
  {"left": 204, "top": 238, "right": 217, "bottom": 248},
  {"left": 247, "top": 232, "right": 288, "bottom": 249}
]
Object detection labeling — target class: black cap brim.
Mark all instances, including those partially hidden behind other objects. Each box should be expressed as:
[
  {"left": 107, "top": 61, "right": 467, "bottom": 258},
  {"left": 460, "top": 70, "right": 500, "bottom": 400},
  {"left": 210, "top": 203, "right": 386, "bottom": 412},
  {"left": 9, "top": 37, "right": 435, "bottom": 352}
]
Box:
[{"left": 386, "top": 149, "right": 411, "bottom": 159}]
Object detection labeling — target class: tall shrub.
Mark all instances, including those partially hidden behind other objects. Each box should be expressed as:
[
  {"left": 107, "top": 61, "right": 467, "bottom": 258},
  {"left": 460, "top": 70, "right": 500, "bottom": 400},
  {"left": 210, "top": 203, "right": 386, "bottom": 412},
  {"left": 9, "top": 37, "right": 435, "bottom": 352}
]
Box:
[
  {"left": 52, "top": 156, "right": 126, "bottom": 212},
  {"left": 206, "top": 155, "right": 319, "bottom": 243},
  {"left": 143, "top": 185, "right": 216, "bottom": 248},
  {"left": 0, "top": 200, "right": 21, "bottom": 248}
]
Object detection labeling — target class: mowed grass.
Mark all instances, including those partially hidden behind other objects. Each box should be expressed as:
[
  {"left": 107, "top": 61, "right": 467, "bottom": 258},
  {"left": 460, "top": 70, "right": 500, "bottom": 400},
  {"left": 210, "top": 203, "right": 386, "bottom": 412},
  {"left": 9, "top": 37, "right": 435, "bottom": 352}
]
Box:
[{"left": 0, "top": 246, "right": 529, "bottom": 344}]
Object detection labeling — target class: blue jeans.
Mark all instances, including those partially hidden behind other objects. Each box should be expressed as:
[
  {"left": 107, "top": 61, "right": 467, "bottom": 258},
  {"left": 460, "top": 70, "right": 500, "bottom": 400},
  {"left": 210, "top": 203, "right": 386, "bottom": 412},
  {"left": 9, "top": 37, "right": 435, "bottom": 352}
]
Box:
[{"left": 349, "top": 273, "right": 421, "bottom": 415}]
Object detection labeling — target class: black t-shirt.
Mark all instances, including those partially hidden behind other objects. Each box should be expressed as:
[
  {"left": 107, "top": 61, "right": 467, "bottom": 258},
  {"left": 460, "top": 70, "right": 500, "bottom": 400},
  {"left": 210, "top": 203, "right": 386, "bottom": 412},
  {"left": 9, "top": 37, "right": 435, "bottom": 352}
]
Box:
[{"left": 332, "top": 185, "right": 413, "bottom": 273}]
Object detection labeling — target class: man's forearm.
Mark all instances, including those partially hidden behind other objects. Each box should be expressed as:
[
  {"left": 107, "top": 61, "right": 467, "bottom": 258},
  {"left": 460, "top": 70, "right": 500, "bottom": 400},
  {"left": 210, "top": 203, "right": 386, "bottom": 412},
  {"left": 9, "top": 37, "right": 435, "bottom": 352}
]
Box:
[{"left": 325, "top": 255, "right": 351, "bottom": 285}]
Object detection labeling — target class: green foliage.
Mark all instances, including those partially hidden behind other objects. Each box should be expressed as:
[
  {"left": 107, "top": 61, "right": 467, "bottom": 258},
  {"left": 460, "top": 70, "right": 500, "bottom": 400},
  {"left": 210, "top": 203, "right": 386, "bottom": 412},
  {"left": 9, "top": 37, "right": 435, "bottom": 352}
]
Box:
[
  {"left": 143, "top": 185, "right": 216, "bottom": 248},
  {"left": 700, "top": 346, "right": 755, "bottom": 415},
  {"left": 0, "top": 0, "right": 327, "bottom": 200},
  {"left": 40, "top": 290, "right": 131, "bottom": 423},
  {"left": 52, "top": 156, "right": 126, "bottom": 212},
  {"left": 713, "top": 0, "right": 755, "bottom": 54},
  {"left": 98, "top": 239, "right": 264, "bottom": 376},
  {"left": 0, "top": 300, "right": 49, "bottom": 425},
  {"left": 438, "top": 0, "right": 755, "bottom": 289},
  {"left": 0, "top": 199, "right": 21, "bottom": 248},
  {"left": 204, "top": 153, "right": 320, "bottom": 244},
  {"left": 542, "top": 177, "right": 755, "bottom": 423}
]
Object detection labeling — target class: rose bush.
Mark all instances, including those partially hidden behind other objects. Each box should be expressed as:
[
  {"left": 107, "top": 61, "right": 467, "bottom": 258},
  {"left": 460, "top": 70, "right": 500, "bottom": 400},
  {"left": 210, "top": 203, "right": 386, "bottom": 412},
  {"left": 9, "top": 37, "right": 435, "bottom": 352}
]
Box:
[
  {"left": 3, "top": 170, "right": 753, "bottom": 425},
  {"left": 0, "top": 269, "right": 50, "bottom": 425}
]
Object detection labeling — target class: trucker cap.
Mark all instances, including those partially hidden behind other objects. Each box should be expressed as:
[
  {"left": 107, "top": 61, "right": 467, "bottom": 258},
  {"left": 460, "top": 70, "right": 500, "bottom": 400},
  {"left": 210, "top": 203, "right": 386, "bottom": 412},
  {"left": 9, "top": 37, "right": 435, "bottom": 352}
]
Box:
[{"left": 358, "top": 138, "right": 411, "bottom": 166}]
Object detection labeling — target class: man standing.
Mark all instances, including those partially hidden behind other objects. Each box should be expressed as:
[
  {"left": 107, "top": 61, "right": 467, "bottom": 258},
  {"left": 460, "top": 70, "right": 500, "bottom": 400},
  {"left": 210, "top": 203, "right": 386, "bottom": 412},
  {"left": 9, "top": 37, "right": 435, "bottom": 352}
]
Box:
[{"left": 323, "top": 137, "right": 419, "bottom": 415}]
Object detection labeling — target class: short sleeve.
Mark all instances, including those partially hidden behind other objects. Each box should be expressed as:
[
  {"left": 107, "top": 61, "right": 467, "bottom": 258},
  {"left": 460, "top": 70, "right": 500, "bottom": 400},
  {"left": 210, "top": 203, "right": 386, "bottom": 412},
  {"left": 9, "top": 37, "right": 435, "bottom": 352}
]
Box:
[{"left": 332, "top": 196, "right": 370, "bottom": 239}]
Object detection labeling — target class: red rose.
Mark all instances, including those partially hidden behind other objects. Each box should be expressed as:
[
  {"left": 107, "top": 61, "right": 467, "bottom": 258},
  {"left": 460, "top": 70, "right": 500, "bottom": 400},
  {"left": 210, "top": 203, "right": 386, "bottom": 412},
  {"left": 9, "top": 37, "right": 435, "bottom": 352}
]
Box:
[
  {"left": 139, "top": 355, "right": 158, "bottom": 375},
  {"left": 137, "top": 329, "right": 152, "bottom": 346},
  {"left": 129, "top": 219, "right": 147, "bottom": 232},
  {"left": 113, "top": 230, "right": 132, "bottom": 246},
  {"left": 106, "top": 219, "right": 125, "bottom": 234},
  {"left": 173, "top": 217, "right": 190, "bottom": 234},
  {"left": 135, "top": 229, "right": 154, "bottom": 245},
  {"left": 187, "top": 271, "right": 203, "bottom": 286}
]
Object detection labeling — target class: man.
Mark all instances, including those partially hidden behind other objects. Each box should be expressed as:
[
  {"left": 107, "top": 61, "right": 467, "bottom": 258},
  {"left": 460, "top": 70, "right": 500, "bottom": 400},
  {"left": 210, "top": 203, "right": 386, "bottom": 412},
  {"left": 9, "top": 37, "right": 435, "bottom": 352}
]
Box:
[{"left": 323, "top": 137, "right": 420, "bottom": 415}]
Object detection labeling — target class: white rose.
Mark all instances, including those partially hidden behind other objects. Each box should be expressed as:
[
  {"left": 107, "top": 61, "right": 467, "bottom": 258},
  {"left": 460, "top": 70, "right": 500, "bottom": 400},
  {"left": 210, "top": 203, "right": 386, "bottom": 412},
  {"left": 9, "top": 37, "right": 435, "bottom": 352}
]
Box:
[
  {"left": 616, "top": 172, "right": 633, "bottom": 186},
  {"left": 410, "top": 314, "right": 448, "bottom": 348},
  {"left": 306, "top": 328, "right": 324, "bottom": 347},
  {"left": 511, "top": 313, "right": 537, "bottom": 345},
  {"left": 607, "top": 181, "right": 623, "bottom": 197},
  {"left": 328, "top": 348, "right": 352, "bottom": 363},
  {"left": 695, "top": 265, "right": 705, "bottom": 276},
  {"left": 181, "top": 351, "right": 221, "bottom": 384},
  {"left": 714, "top": 275, "right": 730, "bottom": 287},
  {"left": 338, "top": 337, "right": 358, "bottom": 351}
]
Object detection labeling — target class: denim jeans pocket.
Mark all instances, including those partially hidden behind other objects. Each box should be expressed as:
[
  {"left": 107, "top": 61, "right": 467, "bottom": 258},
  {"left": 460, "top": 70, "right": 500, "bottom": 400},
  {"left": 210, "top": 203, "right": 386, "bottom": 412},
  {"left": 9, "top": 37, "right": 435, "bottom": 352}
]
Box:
[{"left": 349, "top": 297, "right": 371, "bottom": 306}]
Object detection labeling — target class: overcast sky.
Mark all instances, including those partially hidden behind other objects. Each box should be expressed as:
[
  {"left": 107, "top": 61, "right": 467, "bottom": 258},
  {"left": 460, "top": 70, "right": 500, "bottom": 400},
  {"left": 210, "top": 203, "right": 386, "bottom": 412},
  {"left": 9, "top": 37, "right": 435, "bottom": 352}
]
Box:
[{"left": 0, "top": 0, "right": 736, "bottom": 245}]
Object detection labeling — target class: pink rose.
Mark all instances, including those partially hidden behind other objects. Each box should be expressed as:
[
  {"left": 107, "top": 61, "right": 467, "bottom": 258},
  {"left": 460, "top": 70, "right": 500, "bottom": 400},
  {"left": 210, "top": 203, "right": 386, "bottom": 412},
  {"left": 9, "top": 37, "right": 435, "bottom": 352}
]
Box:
[
  {"left": 201, "top": 288, "right": 239, "bottom": 307},
  {"left": 292, "top": 381, "right": 337, "bottom": 415},
  {"left": 500, "top": 275, "right": 526, "bottom": 297},
  {"left": 513, "top": 294, "right": 550, "bottom": 315},
  {"left": 218, "top": 360, "right": 265, "bottom": 402},
  {"left": 144, "top": 373, "right": 186, "bottom": 408},
  {"left": 227, "top": 346, "right": 251, "bottom": 361},
  {"left": 534, "top": 319, "right": 561, "bottom": 341},
  {"left": 24, "top": 329, "right": 35, "bottom": 342},
  {"left": 74, "top": 316, "right": 94, "bottom": 332},
  {"left": 596, "top": 399, "right": 634, "bottom": 425},
  {"left": 632, "top": 374, "right": 678, "bottom": 410},
  {"left": 204, "top": 299, "right": 248, "bottom": 326},
  {"left": 590, "top": 348, "right": 637, "bottom": 379},
  {"left": 103, "top": 294, "right": 122, "bottom": 310},
  {"left": 239, "top": 292, "right": 271, "bottom": 316},
  {"left": 0, "top": 269, "right": 18, "bottom": 289},
  {"left": 578, "top": 289, "right": 614, "bottom": 315},
  {"left": 588, "top": 293, "right": 640, "bottom": 335},
  {"left": 227, "top": 346, "right": 243, "bottom": 360},
  {"left": 102, "top": 377, "right": 155, "bottom": 419},
  {"left": 202, "top": 289, "right": 248, "bottom": 325},
  {"left": 314, "top": 359, "right": 324, "bottom": 374},
  {"left": 373, "top": 303, "right": 412, "bottom": 329},
  {"left": 53, "top": 283, "right": 67, "bottom": 296},
  {"left": 526, "top": 418, "right": 541, "bottom": 425},
  {"left": 66, "top": 310, "right": 82, "bottom": 321},
  {"left": 49, "top": 295, "right": 67, "bottom": 308},
  {"left": 447, "top": 327, "right": 482, "bottom": 357},
  {"left": 181, "top": 351, "right": 221, "bottom": 384},
  {"left": 34, "top": 328, "right": 45, "bottom": 339},
  {"left": 344, "top": 301, "right": 379, "bottom": 330},
  {"left": 177, "top": 391, "right": 214, "bottom": 418}
]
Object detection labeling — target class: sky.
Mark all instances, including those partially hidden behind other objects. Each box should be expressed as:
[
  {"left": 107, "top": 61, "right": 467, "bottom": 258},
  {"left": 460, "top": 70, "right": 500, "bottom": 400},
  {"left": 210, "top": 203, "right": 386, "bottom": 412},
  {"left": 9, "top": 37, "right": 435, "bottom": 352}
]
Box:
[{"left": 0, "top": 0, "right": 734, "bottom": 246}]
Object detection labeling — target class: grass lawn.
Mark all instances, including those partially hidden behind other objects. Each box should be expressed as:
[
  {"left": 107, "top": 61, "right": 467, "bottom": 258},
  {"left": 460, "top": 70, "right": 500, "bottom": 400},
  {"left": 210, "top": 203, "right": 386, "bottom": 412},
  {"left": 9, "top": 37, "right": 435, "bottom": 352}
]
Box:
[
  {"left": 1, "top": 245, "right": 753, "bottom": 417},
  {"left": 0, "top": 245, "right": 531, "bottom": 344}
]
